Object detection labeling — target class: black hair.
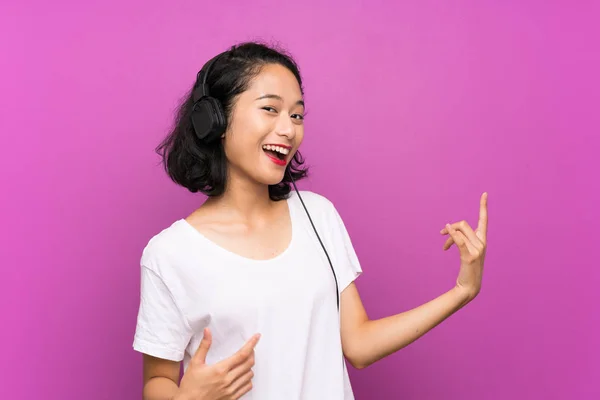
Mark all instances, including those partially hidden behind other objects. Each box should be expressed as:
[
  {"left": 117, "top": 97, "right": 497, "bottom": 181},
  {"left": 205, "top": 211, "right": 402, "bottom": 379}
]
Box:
[{"left": 156, "top": 41, "right": 309, "bottom": 201}]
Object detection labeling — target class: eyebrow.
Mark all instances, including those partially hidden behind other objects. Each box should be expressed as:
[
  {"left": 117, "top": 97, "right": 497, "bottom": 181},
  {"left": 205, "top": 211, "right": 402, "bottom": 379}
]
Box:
[{"left": 255, "top": 94, "right": 305, "bottom": 108}]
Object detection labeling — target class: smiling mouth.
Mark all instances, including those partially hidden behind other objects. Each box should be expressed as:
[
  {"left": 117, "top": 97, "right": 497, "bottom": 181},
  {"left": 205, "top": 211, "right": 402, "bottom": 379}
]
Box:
[{"left": 262, "top": 144, "right": 290, "bottom": 161}]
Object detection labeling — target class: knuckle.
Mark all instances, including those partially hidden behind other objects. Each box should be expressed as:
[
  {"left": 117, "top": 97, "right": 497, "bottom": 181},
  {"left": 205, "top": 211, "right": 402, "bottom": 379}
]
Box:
[{"left": 216, "top": 365, "right": 228, "bottom": 377}]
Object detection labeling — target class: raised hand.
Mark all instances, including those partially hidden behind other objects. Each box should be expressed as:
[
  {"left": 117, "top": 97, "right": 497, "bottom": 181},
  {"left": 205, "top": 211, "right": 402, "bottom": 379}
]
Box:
[
  {"left": 175, "top": 328, "right": 261, "bottom": 400},
  {"left": 440, "top": 192, "right": 488, "bottom": 299}
]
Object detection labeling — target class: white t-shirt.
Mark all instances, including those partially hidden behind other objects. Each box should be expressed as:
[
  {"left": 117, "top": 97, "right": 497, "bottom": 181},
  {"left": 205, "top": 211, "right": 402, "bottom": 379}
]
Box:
[{"left": 133, "top": 190, "right": 363, "bottom": 399}]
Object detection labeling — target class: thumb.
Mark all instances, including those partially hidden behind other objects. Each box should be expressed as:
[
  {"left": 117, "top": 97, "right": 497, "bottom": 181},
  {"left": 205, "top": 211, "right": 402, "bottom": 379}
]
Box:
[{"left": 193, "top": 327, "right": 212, "bottom": 364}]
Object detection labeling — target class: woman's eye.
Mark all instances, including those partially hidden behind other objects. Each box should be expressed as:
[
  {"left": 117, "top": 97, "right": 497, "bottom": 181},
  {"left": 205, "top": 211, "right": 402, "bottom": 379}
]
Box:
[{"left": 262, "top": 107, "right": 303, "bottom": 121}]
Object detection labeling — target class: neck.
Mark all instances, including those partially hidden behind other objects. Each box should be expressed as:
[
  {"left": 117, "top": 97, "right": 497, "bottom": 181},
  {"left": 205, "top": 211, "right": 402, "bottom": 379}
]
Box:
[{"left": 205, "top": 171, "right": 276, "bottom": 220}]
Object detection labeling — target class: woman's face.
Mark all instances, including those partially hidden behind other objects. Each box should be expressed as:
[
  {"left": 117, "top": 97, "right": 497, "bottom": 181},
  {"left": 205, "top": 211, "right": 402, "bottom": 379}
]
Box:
[{"left": 222, "top": 63, "right": 305, "bottom": 187}]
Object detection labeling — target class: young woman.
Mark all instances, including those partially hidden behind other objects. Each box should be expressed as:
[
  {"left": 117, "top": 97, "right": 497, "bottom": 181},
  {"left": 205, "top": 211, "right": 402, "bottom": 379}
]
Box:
[{"left": 133, "top": 41, "right": 489, "bottom": 400}]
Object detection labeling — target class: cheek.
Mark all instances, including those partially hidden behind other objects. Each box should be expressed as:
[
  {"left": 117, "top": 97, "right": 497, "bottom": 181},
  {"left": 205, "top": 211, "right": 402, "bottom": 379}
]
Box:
[
  {"left": 223, "top": 130, "right": 261, "bottom": 166},
  {"left": 295, "top": 126, "right": 305, "bottom": 146},
  {"left": 224, "top": 136, "right": 248, "bottom": 161}
]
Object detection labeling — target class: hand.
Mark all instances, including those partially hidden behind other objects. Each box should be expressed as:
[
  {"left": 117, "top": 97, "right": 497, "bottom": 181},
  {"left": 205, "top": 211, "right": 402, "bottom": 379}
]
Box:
[
  {"left": 440, "top": 193, "right": 488, "bottom": 300},
  {"left": 176, "top": 328, "right": 261, "bottom": 400}
]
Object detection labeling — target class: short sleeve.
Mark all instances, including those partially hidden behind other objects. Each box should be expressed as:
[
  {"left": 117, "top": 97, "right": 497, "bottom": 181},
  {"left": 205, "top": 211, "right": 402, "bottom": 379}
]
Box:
[
  {"left": 327, "top": 204, "right": 363, "bottom": 294},
  {"left": 132, "top": 255, "right": 193, "bottom": 361}
]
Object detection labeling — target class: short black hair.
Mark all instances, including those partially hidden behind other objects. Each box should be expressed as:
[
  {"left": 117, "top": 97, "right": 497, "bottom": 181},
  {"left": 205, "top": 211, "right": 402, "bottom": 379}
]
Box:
[{"left": 156, "top": 41, "right": 309, "bottom": 201}]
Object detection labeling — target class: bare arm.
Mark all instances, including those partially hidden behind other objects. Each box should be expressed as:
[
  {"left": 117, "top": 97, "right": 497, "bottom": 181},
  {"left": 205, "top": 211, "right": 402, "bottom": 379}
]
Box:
[
  {"left": 341, "top": 193, "right": 488, "bottom": 369},
  {"left": 340, "top": 283, "right": 472, "bottom": 369},
  {"left": 142, "top": 355, "right": 182, "bottom": 400}
]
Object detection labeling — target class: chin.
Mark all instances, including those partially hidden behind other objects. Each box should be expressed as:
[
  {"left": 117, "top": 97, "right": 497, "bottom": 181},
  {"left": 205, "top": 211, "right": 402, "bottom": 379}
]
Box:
[
  {"left": 264, "top": 172, "right": 287, "bottom": 186},
  {"left": 255, "top": 158, "right": 289, "bottom": 186},
  {"left": 250, "top": 167, "right": 285, "bottom": 186}
]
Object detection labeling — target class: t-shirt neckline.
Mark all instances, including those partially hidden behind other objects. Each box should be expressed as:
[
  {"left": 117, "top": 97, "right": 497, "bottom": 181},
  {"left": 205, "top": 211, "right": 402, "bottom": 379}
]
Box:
[{"left": 177, "top": 193, "right": 298, "bottom": 265}]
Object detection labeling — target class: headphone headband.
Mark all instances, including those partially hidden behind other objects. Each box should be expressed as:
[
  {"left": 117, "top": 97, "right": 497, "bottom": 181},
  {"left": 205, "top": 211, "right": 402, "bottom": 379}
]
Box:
[{"left": 193, "top": 53, "right": 223, "bottom": 102}]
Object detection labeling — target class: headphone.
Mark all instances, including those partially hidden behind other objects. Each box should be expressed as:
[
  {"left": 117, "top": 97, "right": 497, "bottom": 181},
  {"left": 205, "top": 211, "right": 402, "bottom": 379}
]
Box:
[
  {"left": 191, "top": 55, "right": 340, "bottom": 310},
  {"left": 191, "top": 54, "right": 228, "bottom": 144}
]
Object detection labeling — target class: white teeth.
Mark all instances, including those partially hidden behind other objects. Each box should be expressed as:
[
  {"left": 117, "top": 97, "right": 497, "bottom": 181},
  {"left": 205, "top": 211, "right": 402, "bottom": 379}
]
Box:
[{"left": 262, "top": 145, "right": 290, "bottom": 155}]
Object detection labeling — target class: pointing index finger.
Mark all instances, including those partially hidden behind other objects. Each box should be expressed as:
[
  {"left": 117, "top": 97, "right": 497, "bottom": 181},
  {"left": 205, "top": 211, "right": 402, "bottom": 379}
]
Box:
[{"left": 477, "top": 192, "right": 488, "bottom": 241}]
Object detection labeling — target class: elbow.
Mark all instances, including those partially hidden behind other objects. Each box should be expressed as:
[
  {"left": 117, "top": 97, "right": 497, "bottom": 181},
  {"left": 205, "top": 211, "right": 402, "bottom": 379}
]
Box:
[
  {"left": 343, "top": 346, "right": 371, "bottom": 370},
  {"left": 345, "top": 354, "right": 370, "bottom": 370},
  {"left": 350, "top": 360, "right": 369, "bottom": 370},
  {"left": 342, "top": 320, "right": 378, "bottom": 370}
]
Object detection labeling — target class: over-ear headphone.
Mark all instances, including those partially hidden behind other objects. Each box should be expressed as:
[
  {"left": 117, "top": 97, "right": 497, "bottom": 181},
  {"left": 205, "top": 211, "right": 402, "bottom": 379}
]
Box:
[
  {"left": 191, "top": 54, "right": 228, "bottom": 143},
  {"left": 191, "top": 54, "right": 340, "bottom": 311}
]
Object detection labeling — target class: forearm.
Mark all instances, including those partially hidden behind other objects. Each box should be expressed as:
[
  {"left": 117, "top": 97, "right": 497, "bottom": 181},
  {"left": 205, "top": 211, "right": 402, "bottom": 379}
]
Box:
[
  {"left": 143, "top": 377, "right": 181, "bottom": 400},
  {"left": 350, "top": 286, "right": 472, "bottom": 368}
]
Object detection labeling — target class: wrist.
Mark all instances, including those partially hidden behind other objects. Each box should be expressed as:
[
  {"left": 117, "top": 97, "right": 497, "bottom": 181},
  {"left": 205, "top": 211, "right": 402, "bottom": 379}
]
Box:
[
  {"left": 172, "top": 390, "right": 190, "bottom": 400},
  {"left": 452, "top": 285, "right": 477, "bottom": 306}
]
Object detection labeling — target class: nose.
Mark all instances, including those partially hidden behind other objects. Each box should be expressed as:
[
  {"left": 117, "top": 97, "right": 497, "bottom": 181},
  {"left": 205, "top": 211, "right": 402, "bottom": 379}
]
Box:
[{"left": 274, "top": 113, "right": 296, "bottom": 139}]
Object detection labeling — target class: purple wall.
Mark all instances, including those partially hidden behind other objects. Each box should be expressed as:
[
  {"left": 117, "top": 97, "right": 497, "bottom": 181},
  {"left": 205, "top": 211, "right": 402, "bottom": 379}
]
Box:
[{"left": 2, "top": 1, "right": 598, "bottom": 399}]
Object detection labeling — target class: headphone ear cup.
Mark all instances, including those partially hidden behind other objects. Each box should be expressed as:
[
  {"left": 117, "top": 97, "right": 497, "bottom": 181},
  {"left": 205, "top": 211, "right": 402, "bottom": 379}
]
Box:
[{"left": 191, "top": 96, "right": 227, "bottom": 142}]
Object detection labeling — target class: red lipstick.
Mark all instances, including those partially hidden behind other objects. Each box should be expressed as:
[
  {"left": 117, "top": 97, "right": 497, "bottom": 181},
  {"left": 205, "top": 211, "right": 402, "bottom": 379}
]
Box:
[{"left": 265, "top": 152, "right": 287, "bottom": 166}]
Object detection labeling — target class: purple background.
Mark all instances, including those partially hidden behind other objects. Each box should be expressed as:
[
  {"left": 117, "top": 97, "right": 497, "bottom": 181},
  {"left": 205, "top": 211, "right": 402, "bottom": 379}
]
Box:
[{"left": 2, "top": 1, "right": 598, "bottom": 399}]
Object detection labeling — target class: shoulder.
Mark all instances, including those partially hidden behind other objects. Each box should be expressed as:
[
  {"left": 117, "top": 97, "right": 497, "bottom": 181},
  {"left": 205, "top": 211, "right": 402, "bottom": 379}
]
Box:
[
  {"left": 288, "top": 190, "right": 347, "bottom": 230},
  {"left": 289, "top": 190, "right": 337, "bottom": 214},
  {"left": 140, "top": 219, "right": 190, "bottom": 273}
]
